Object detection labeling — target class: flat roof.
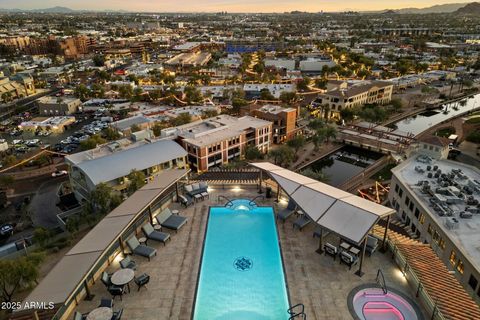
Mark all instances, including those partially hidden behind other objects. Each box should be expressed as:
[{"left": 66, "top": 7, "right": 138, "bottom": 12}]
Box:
[
  {"left": 393, "top": 156, "right": 480, "bottom": 271},
  {"left": 251, "top": 162, "right": 394, "bottom": 244},
  {"left": 22, "top": 168, "right": 189, "bottom": 307}
]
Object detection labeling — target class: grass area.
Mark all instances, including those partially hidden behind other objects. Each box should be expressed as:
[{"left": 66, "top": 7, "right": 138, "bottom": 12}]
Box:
[
  {"left": 465, "top": 117, "right": 480, "bottom": 125},
  {"left": 466, "top": 131, "right": 480, "bottom": 144},
  {"left": 370, "top": 163, "right": 396, "bottom": 182},
  {"left": 435, "top": 127, "right": 455, "bottom": 137}
]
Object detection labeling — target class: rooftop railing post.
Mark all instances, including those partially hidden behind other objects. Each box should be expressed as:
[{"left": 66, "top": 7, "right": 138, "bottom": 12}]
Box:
[
  {"left": 148, "top": 206, "right": 153, "bottom": 225},
  {"left": 258, "top": 170, "right": 263, "bottom": 194},
  {"left": 276, "top": 182, "right": 280, "bottom": 203}
]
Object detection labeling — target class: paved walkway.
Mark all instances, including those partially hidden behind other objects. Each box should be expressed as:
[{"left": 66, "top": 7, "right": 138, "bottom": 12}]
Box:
[{"left": 74, "top": 188, "right": 425, "bottom": 320}]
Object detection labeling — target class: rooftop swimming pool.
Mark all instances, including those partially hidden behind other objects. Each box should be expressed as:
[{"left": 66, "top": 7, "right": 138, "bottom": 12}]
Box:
[{"left": 193, "top": 199, "right": 290, "bottom": 320}]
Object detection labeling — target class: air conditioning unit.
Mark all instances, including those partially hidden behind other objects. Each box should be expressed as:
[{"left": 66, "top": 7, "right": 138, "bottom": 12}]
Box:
[{"left": 445, "top": 217, "right": 459, "bottom": 229}]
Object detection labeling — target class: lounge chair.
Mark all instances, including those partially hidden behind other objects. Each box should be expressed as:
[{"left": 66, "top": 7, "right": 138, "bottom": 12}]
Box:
[
  {"left": 185, "top": 181, "right": 208, "bottom": 198},
  {"left": 119, "top": 256, "right": 137, "bottom": 270},
  {"left": 134, "top": 273, "right": 150, "bottom": 291},
  {"left": 339, "top": 251, "right": 359, "bottom": 270},
  {"left": 276, "top": 199, "right": 297, "bottom": 222},
  {"left": 126, "top": 236, "right": 157, "bottom": 260},
  {"left": 142, "top": 223, "right": 170, "bottom": 245},
  {"left": 293, "top": 215, "right": 311, "bottom": 230},
  {"left": 155, "top": 208, "right": 188, "bottom": 232},
  {"left": 179, "top": 194, "right": 194, "bottom": 207},
  {"left": 366, "top": 234, "right": 379, "bottom": 256}
]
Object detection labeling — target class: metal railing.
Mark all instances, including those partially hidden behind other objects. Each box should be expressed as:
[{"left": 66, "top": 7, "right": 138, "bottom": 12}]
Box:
[
  {"left": 249, "top": 195, "right": 264, "bottom": 206},
  {"left": 217, "top": 195, "right": 234, "bottom": 207},
  {"left": 376, "top": 269, "right": 388, "bottom": 295},
  {"left": 288, "top": 303, "right": 307, "bottom": 319}
]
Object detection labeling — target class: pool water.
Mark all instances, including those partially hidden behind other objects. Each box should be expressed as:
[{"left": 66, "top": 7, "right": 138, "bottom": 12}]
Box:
[{"left": 193, "top": 200, "right": 290, "bottom": 320}]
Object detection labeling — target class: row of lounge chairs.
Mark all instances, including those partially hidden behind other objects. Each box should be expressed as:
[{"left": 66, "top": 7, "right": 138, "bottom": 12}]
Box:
[{"left": 276, "top": 199, "right": 312, "bottom": 231}]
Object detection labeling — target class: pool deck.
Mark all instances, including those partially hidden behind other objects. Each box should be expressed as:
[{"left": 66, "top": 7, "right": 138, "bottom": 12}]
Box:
[{"left": 75, "top": 187, "right": 426, "bottom": 320}]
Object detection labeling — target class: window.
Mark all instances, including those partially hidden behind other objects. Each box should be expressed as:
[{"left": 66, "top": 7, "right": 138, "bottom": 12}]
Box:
[
  {"left": 456, "top": 260, "right": 464, "bottom": 274},
  {"left": 449, "top": 250, "right": 456, "bottom": 266},
  {"left": 411, "top": 224, "right": 416, "bottom": 233},
  {"left": 401, "top": 211, "right": 406, "bottom": 220},
  {"left": 414, "top": 208, "right": 420, "bottom": 219},
  {"left": 405, "top": 196, "right": 410, "bottom": 206},
  {"left": 409, "top": 202, "right": 414, "bottom": 212},
  {"left": 469, "top": 275, "right": 478, "bottom": 291},
  {"left": 438, "top": 238, "right": 445, "bottom": 250},
  {"left": 433, "top": 231, "right": 440, "bottom": 243},
  {"left": 399, "top": 189, "right": 403, "bottom": 197},
  {"left": 395, "top": 184, "right": 399, "bottom": 193},
  {"left": 427, "top": 224, "right": 433, "bottom": 235},
  {"left": 419, "top": 213, "right": 425, "bottom": 224}
]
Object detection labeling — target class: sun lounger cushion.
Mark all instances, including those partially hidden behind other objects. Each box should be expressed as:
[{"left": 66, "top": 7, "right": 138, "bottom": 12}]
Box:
[
  {"left": 142, "top": 223, "right": 170, "bottom": 243},
  {"left": 199, "top": 181, "right": 208, "bottom": 189},
  {"left": 192, "top": 183, "right": 200, "bottom": 191},
  {"left": 293, "top": 215, "right": 311, "bottom": 229},
  {"left": 156, "top": 208, "right": 188, "bottom": 230},
  {"left": 185, "top": 185, "right": 193, "bottom": 193},
  {"left": 126, "top": 236, "right": 156, "bottom": 259}
]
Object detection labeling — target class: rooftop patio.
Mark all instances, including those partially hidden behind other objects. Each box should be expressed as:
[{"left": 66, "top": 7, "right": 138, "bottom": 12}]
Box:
[{"left": 73, "top": 186, "right": 426, "bottom": 320}]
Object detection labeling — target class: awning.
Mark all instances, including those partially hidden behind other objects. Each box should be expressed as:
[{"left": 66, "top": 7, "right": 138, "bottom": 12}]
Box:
[
  {"left": 251, "top": 162, "right": 394, "bottom": 244},
  {"left": 23, "top": 168, "right": 189, "bottom": 307}
]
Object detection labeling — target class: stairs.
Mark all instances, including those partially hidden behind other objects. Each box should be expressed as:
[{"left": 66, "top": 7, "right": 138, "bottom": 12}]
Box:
[{"left": 288, "top": 303, "right": 307, "bottom": 320}]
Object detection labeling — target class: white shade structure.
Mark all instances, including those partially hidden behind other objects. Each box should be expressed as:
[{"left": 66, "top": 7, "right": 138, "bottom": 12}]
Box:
[{"left": 251, "top": 162, "right": 394, "bottom": 244}]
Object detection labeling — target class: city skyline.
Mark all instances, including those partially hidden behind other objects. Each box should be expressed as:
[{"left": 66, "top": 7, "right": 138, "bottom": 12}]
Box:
[{"left": 0, "top": 0, "right": 475, "bottom": 12}]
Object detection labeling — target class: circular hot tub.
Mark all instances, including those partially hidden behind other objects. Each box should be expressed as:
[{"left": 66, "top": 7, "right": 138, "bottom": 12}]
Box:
[{"left": 348, "top": 284, "right": 424, "bottom": 320}]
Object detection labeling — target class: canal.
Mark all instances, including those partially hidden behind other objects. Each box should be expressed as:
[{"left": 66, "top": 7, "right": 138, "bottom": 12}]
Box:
[
  {"left": 392, "top": 93, "right": 480, "bottom": 135},
  {"left": 304, "top": 145, "right": 383, "bottom": 187}
]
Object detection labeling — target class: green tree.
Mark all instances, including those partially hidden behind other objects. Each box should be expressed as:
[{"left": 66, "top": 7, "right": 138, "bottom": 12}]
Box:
[
  {"left": 297, "top": 77, "right": 311, "bottom": 91},
  {"left": 279, "top": 91, "right": 297, "bottom": 103},
  {"left": 118, "top": 85, "right": 133, "bottom": 99},
  {"left": 202, "top": 109, "right": 219, "bottom": 118},
  {"left": 321, "top": 125, "right": 337, "bottom": 142},
  {"left": 0, "top": 175, "right": 14, "bottom": 188},
  {"left": 2, "top": 155, "right": 17, "bottom": 167},
  {"left": 33, "top": 227, "right": 53, "bottom": 248},
  {"left": 74, "top": 84, "right": 91, "bottom": 101},
  {"left": 301, "top": 168, "right": 329, "bottom": 182},
  {"left": 102, "top": 127, "right": 121, "bottom": 140},
  {"left": 92, "top": 54, "right": 105, "bottom": 67},
  {"left": 130, "top": 124, "right": 141, "bottom": 133},
  {"left": 259, "top": 88, "right": 275, "bottom": 101},
  {"left": 286, "top": 135, "right": 306, "bottom": 157},
  {"left": 80, "top": 134, "right": 106, "bottom": 150},
  {"left": 244, "top": 145, "right": 264, "bottom": 161},
  {"left": 171, "top": 112, "right": 192, "bottom": 126},
  {"left": 308, "top": 118, "right": 325, "bottom": 131},
  {"left": 231, "top": 98, "right": 248, "bottom": 114},
  {"left": 0, "top": 252, "right": 45, "bottom": 303},
  {"left": 152, "top": 122, "right": 168, "bottom": 137},
  {"left": 315, "top": 78, "right": 328, "bottom": 90},
  {"left": 269, "top": 145, "right": 294, "bottom": 167},
  {"left": 184, "top": 86, "right": 203, "bottom": 104},
  {"left": 89, "top": 183, "right": 115, "bottom": 215},
  {"left": 340, "top": 108, "right": 355, "bottom": 123},
  {"left": 391, "top": 98, "right": 403, "bottom": 112},
  {"left": 127, "top": 169, "right": 146, "bottom": 195}
]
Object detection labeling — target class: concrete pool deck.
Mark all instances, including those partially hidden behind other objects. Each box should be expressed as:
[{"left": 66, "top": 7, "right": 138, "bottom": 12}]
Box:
[{"left": 74, "top": 187, "right": 427, "bottom": 320}]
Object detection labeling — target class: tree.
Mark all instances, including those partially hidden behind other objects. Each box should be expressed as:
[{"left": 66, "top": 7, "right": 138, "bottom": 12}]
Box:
[
  {"left": 259, "top": 88, "right": 275, "bottom": 101},
  {"left": 202, "top": 109, "right": 219, "bottom": 118},
  {"left": 80, "top": 134, "right": 106, "bottom": 150},
  {"left": 391, "top": 98, "right": 403, "bottom": 112},
  {"left": 321, "top": 125, "right": 337, "bottom": 142},
  {"left": 244, "top": 145, "right": 264, "bottom": 161},
  {"left": 279, "top": 91, "right": 297, "bottom": 103},
  {"left": 340, "top": 108, "right": 355, "bottom": 123},
  {"left": 119, "top": 85, "right": 133, "bottom": 99},
  {"left": 74, "top": 84, "right": 90, "bottom": 101},
  {"left": 184, "top": 86, "right": 203, "bottom": 104},
  {"left": 33, "top": 227, "right": 53, "bottom": 248},
  {"left": 286, "top": 135, "right": 306, "bottom": 157},
  {"left": 152, "top": 122, "right": 168, "bottom": 137},
  {"left": 231, "top": 97, "right": 248, "bottom": 114},
  {"left": 0, "top": 253, "right": 45, "bottom": 303},
  {"left": 0, "top": 175, "right": 14, "bottom": 188},
  {"left": 308, "top": 118, "right": 325, "bottom": 131},
  {"left": 2, "top": 155, "right": 17, "bottom": 167},
  {"left": 315, "top": 78, "right": 328, "bottom": 90},
  {"left": 301, "top": 168, "right": 329, "bottom": 182},
  {"left": 269, "top": 145, "right": 294, "bottom": 167},
  {"left": 89, "top": 183, "right": 115, "bottom": 216},
  {"left": 172, "top": 112, "right": 192, "bottom": 126},
  {"left": 102, "top": 127, "right": 121, "bottom": 140},
  {"left": 127, "top": 169, "right": 146, "bottom": 195},
  {"left": 130, "top": 124, "right": 141, "bottom": 133},
  {"left": 297, "top": 77, "right": 311, "bottom": 91},
  {"left": 92, "top": 54, "right": 105, "bottom": 67}
]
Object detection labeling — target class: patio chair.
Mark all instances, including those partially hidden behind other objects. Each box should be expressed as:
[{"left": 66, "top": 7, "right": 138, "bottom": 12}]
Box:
[
  {"left": 313, "top": 226, "right": 322, "bottom": 238},
  {"left": 142, "top": 222, "right": 170, "bottom": 245},
  {"left": 108, "top": 285, "right": 125, "bottom": 301},
  {"left": 101, "top": 271, "right": 123, "bottom": 290},
  {"left": 126, "top": 236, "right": 157, "bottom": 261},
  {"left": 366, "top": 234, "right": 379, "bottom": 256},
  {"left": 293, "top": 215, "right": 311, "bottom": 230},
  {"left": 276, "top": 199, "right": 297, "bottom": 222},
  {"left": 99, "top": 297, "right": 113, "bottom": 308},
  {"left": 134, "top": 273, "right": 150, "bottom": 291},
  {"left": 73, "top": 311, "right": 87, "bottom": 320},
  {"left": 155, "top": 208, "right": 188, "bottom": 232},
  {"left": 324, "top": 242, "right": 338, "bottom": 260},
  {"left": 119, "top": 256, "right": 137, "bottom": 270},
  {"left": 185, "top": 182, "right": 208, "bottom": 198},
  {"left": 111, "top": 308, "right": 123, "bottom": 320},
  {"left": 179, "top": 194, "right": 194, "bottom": 207},
  {"left": 339, "top": 251, "right": 359, "bottom": 270}
]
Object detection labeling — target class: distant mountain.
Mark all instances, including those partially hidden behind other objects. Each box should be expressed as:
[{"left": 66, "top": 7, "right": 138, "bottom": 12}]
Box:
[
  {"left": 32, "top": 6, "right": 75, "bottom": 13},
  {"left": 0, "top": 6, "right": 128, "bottom": 13},
  {"left": 385, "top": 3, "right": 471, "bottom": 14},
  {"left": 455, "top": 2, "right": 480, "bottom": 14}
]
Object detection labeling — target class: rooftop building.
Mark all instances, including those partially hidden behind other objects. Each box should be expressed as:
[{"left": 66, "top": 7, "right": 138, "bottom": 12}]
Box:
[
  {"left": 36, "top": 96, "right": 82, "bottom": 116},
  {"left": 389, "top": 155, "right": 480, "bottom": 302}
]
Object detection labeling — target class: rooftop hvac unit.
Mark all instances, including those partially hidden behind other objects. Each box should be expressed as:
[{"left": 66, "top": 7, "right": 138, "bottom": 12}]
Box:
[
  {"left": 415, "top": 166, "right": 425, "bottom": 173},
  {"left": 427, "top": 172, "right": 433, "bottom": 178},
  {"left": 427, "top": 165, "right": 432, "bottom": 171},
  {"left": 445, "top": 217, "right": 459, "bottom": 229},
  {"left": 433, "top": 165, "right": 438, "bottom": 171},
  {"left": 460, "top": 211, "right": 473, "bottom": 219}
]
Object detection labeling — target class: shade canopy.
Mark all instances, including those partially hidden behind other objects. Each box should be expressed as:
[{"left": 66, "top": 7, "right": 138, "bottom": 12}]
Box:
[{"left": 251, "top": 162, "right": 394, "bottom": 244}]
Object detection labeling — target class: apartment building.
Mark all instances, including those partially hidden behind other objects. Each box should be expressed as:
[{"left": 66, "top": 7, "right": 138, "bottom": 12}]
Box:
[
  {"left": 314, "top": 81, "right": 393, "bottom": 119},
  {"left": 0, "top": 75, "right": 35, "bottom": 102},
  {"left": 389, "top": 155, "right": 480, "bottom": 303},
  {"left": 240, "top": 104, "right": 298, "bottom": 143},
  {"left": 162, "top": 115, "right": 272, "bottom": 172},
  {"left": 65, "top": 139, "right": 187, "bottom": 201},
  {"left": 37, "top": 96, "right": 82, "bottom": 115}
]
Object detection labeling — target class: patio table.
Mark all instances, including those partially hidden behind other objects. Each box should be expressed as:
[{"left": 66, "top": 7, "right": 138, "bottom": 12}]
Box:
[
  {"left": 111, "top": 268, "right": 135, "bottom": 293},
  {"left": 86, "top": 307, "right": 112, "bottom": 320},
  {"left": 340, "top": 242, "right": 351, "bottom": 251}
]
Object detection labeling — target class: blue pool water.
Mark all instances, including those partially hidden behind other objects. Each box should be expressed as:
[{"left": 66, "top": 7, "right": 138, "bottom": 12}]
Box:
[{"left": 193, "top": 199, "right": 290, "bottom": 320}]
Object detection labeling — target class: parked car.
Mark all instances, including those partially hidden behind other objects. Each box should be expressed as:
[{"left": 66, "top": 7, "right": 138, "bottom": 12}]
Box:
[
  {"left": 52, "top": 170, "right": 68, "bottom": 177},
  {"left": 0, "top": 224, "right": 14, "bottom": 237}
]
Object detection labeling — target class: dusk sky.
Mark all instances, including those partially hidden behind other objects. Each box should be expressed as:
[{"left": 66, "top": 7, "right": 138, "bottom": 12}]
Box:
[{"left": 0, "top": 0, "right": 474, "bottom": 12}]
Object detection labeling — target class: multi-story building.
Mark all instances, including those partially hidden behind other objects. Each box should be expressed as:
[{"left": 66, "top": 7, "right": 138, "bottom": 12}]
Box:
[
  {"left": 65, "top": 139, "right": 188, "bottom": 201},
  {"left": 37, "top": 96, "right": 82, "bottom": 115},
  {"left": 314, "top": 81, "right": 393, "bottom": 119},
  {"left": 162, "top": 115, "right": 272, "bottom": 172},
  {"left": 240, "top": 104, "right": 298, "bottom": 143},
  {"left": 0, "top": 75, "right": 35, "bottom": 102},
  {"left": 389, "top": 155, "right": 480, "bottom": 303}
]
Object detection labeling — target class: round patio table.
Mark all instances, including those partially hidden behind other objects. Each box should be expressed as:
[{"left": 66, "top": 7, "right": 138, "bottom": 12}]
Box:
[
  {"left": 86, "top": 307, "right": 112, "bottom": 320},
  {"left": 111, "top": 268, "right": 135, "bottom": 292}
]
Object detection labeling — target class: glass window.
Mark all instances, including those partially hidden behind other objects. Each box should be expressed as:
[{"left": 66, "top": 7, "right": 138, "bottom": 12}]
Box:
[
  {"left": 427, "top": 224, "right": 433, "bottom": 235},
  {"left": 449, "top": 250, "right": 456, "bottom": 266},
  {"left": 469, "top": 275, "right": 478, "bottom": 291},
  {"left": 414, "top": 208, "right": 420, "bottom": 219},
  {"left": 419, "top": 213, "right": 425, "bottom": 224},
  {"left": 457, "top": 260, "right": 464, "bottom": 274}
]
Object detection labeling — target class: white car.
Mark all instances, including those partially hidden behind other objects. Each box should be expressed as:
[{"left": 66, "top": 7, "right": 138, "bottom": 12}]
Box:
[{"left": 52, "top": 170, "right": 68, "bottom": 177}]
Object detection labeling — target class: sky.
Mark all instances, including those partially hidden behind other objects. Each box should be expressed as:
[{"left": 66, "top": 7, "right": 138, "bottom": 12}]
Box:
[{"left": 0, "top": 0, "right": 474, "bottom": 12}]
